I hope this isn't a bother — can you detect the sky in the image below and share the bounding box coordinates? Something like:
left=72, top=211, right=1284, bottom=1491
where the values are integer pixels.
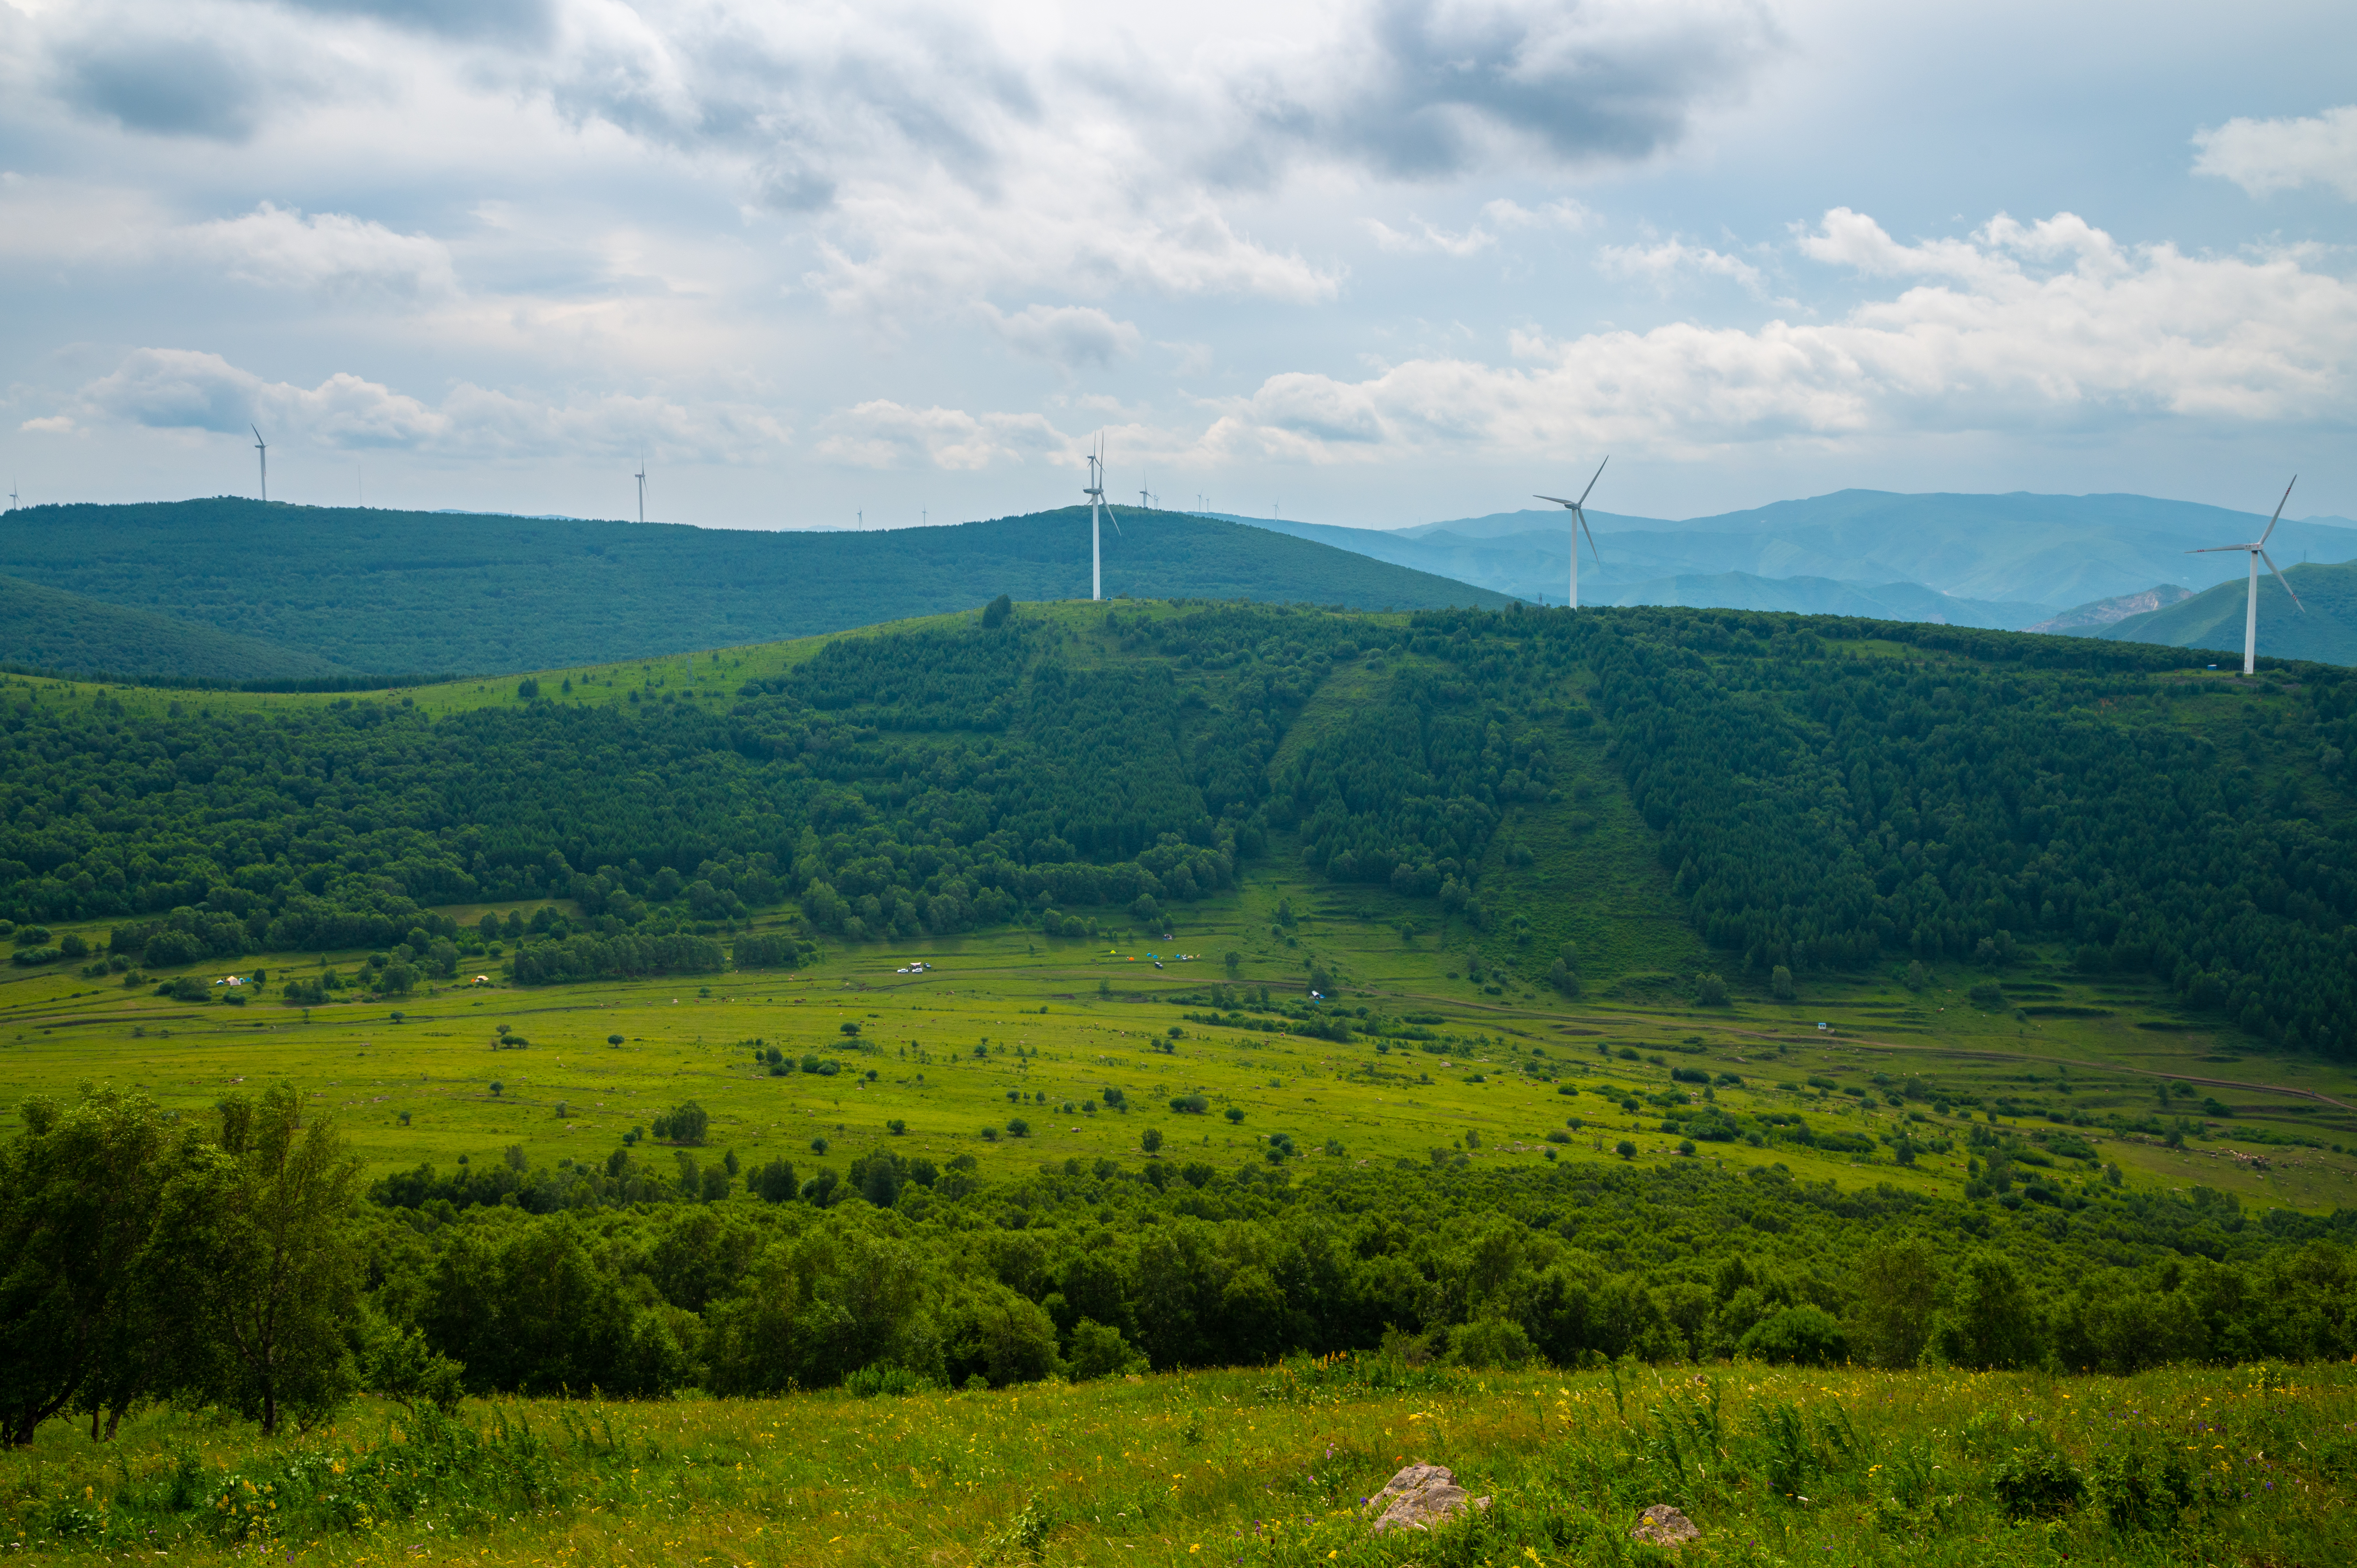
left=2, top=0, right=2354, bottom=531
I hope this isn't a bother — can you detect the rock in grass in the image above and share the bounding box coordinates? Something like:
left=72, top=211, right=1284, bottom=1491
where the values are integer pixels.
left=1631, top=1504, right=1700, bottom=1547
left=1364, top=1463, right=1490, bottom=1533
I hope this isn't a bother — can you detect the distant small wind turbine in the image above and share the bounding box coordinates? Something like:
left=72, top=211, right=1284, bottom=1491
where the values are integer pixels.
left=2188, top=477, right=2304, bottom=675
left=252, top=425, right=269, bottom=504
left=6, top=480, right=16, bottom=512
left=634, top=451, right=647, bottom=524
left=1535, top=456, right=1609, bottom=608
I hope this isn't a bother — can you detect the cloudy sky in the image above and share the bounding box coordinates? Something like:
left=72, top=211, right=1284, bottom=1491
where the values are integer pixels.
left=3, top=0, right=2353, bottom=529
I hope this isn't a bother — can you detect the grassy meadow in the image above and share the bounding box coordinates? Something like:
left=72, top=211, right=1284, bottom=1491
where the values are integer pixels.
left=5, top=854, right=2357, bottom=1212
left=4, top=1358, right=2350, bottom=1565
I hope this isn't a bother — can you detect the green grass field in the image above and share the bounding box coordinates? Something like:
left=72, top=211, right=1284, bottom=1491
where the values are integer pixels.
left=7, top=864, right=2356, bottom=1214
left=5, top=1360, right=2346, bottom=1564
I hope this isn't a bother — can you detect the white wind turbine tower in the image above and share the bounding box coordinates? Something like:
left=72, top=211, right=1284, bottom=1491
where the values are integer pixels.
left=1535, top=456, right=1608, bottom=608
left=251, top=425, right=269, bottom=504
left=1085, top=434, right=1114, bottom=600
left=634, top=451, right=647, bottom=524
left=2189, top=477, right=2304, bottom=675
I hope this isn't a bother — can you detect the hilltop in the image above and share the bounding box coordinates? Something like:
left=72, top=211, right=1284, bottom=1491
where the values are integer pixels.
left=2098, top=559, right=2357, bottom=666
left=1228, top=490, right=2357, bottom=632
left=0, top=498, right=1508, bottom=678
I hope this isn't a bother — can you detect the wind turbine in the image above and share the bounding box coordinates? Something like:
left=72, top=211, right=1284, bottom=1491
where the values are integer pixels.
left=6, top=480, right=16, bottom=512
left=1085, top=434, right=1111, bottom=600
left=2188, top=477, right=2304, bottom=675
left=634, top=451, right=647, bottom=524
left=251, top=425, right=269, bottom=504
left=1535, top=455, right=1608, bottom=608
left=1080, top=435, right=1129, bottom=599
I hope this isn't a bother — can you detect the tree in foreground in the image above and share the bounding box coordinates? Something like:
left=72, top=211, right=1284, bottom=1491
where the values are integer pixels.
left=146, top=1086, right=365, bottom=1435
left=0, top=1089, right=173, bottom=1446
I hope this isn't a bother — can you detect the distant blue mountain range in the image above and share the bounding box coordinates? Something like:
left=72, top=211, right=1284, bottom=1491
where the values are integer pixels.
left=1206, top=491, right=2357, bottom=630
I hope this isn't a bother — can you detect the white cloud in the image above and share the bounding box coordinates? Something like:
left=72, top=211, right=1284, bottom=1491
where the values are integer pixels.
left=1195, top=208, right=2357, bottom=462
left=1369, top=196, right=1590, bottom=257
left=2193, top=104, right=2357, bottom=200
left=814, top=400, right=1068, bottom=471
left=55, top=347, right=790, bottom=461
left=981, top=304, right=1142, bottom=369
left=808, top=183, right=1340, bottom=329
left=183, top=202, right=459, bottom=298
left=1368, top=216, right=1497, bottom=258
left=1597, top=235, right=1766, bottom=295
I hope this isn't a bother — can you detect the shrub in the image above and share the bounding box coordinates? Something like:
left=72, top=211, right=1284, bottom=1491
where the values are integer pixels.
left=1695, top=972, right=1730, bottom=1006
left=2089, top=1444, right=2193, bottom=1531
left=1449, top=1317, right=1535, bottom=1370
left=1738, top=1305, right=1850, bottom=1366
left=1993, top=1442, right=2085, bottom=1520
left=1064, top=1319, right=1146, bottom=1381
left=651, top=1101, right=709, bottom=1144
left=1223, top=1106, right=1245, bottom=1124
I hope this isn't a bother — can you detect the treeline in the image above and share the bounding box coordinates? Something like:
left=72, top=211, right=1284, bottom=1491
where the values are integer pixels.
left=11, top=1086, right=2357, bottom=1445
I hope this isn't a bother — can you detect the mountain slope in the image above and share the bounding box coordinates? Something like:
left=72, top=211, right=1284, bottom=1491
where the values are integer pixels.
left=1250, top=491, right=2357, bottom=615
left=1590, top=571, right=2042, bottom=627
left=0, top=573, right=347, bottom=682
left=0, top=500, right=1508, bottom=676
left=2098, top=561, right=2357, bottom=666
left=2025, top=584, right=2193, bottom=635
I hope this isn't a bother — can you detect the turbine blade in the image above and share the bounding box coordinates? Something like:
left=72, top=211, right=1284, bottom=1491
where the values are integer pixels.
left=1578, top=509, right=1602, bottom=564
left=2186, top=545, right=2259, bottom=553
left=1533, top=494, right=1576, bottom=506
left=2260, top=476, right=2296, bottom=546
left=1575, top=454, right=1609, bottom=507
left=2260, top=549, right=2304, bottom=612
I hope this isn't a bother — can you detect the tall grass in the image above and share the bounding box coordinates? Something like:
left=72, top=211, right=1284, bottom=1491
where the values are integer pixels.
left=4, top=1357, right=2350, bottom=1565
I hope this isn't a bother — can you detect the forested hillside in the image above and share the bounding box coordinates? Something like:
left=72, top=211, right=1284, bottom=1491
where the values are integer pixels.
left=0, top=499, right=1507, bottom=676
left=0, top=574, right=345, bottom=682
left=5, top=599, right=2353, bottom=1054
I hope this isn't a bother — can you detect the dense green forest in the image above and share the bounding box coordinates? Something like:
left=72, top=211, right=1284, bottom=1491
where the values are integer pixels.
left=1579, top=611, right=2357, bottom=1053
left=0, top=500, right=1508, bottom=676
left=0, top=574, right=347, bottom=683
left=7, top=1082, right=2354, bottom=1445
left=5, top=599, right=2354, bottom=1051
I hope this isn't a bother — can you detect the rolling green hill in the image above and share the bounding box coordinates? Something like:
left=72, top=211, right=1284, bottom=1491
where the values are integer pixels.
left=2097, top=559, right=2357, bottom=666
left=0, top=499, right=1509, bottom=677
left=0, top=573, right=348, bottom=682
left=5, top=598, right=2353, bottom=1058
